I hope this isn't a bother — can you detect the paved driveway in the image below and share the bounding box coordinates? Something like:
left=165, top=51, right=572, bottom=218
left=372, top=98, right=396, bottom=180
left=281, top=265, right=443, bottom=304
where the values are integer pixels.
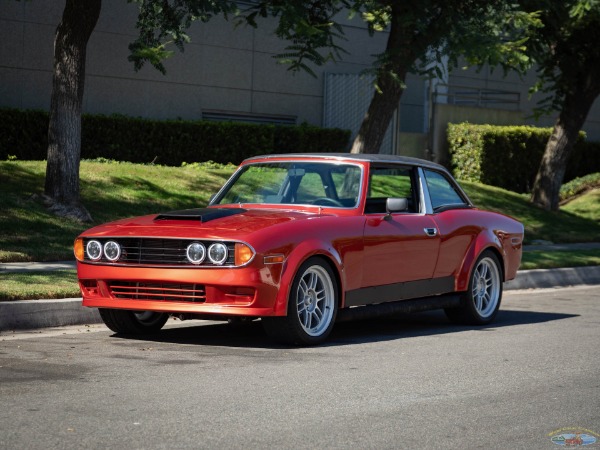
left=1, top=286, right=598, bottom=449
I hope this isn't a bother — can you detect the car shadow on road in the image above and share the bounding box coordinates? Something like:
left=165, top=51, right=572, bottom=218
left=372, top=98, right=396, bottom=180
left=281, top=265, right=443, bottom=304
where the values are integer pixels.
left=110, top=308, right=578, bottom=349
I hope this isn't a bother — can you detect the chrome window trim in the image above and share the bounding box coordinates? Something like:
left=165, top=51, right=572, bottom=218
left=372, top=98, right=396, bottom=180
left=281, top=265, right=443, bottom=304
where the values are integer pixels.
left=418, top=167, right=434, bottom=215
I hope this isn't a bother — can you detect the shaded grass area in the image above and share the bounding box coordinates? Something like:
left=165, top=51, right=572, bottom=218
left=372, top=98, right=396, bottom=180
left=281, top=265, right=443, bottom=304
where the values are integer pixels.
left=1, top=161, right=599, bottom=263
left=520, top=249, right=600, bottom=270
left=0, top=160, right=234, bottom=262
left=0, top=270, right=80, bottom=301
left=462, top=182, right=600, bottom=244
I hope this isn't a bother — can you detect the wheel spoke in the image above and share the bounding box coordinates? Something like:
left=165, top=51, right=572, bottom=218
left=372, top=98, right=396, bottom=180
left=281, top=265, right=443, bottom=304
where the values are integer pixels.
left=475, top=294, right=483, bottom=312
left=308, top=273, right=318, bottom=290
left=299, top=278, right=308, bottom=296
left=314, top=306, right=323, bottom=322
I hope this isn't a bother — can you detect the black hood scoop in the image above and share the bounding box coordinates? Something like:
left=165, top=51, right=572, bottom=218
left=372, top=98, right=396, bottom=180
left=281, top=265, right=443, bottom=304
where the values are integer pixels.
left=154, top=208, right=246, bottom=223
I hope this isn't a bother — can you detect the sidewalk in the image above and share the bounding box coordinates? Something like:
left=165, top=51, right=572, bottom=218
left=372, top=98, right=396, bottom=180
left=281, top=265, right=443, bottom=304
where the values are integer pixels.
left=1, top=244, right=600, bottom=331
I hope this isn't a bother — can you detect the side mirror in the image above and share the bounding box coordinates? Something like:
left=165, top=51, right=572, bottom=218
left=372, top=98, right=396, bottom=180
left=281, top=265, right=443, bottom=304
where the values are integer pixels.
left=386, top=197, right=409, bottom=214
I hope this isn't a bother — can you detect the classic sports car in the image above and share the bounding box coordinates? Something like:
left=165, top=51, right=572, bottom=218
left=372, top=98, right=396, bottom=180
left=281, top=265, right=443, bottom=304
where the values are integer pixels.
left=75, top=153, right=523, bottom=345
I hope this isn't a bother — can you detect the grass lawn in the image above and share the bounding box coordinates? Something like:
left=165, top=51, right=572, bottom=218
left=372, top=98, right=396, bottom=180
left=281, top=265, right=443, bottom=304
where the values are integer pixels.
left=461, top=182, right=600, bottom=244
left=520, top=249, right=600, bottom=270
left=0, top=160, right=234, bottom=262
left=1, top=160, right=599, bottom=263
left=0, top=270, right=80, bottom=301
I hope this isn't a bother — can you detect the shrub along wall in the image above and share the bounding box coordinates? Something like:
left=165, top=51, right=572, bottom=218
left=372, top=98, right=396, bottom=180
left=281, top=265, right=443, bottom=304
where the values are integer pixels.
left=0, top=108, right=351, bottom=165
left=448, top=123, right=600, bottom=193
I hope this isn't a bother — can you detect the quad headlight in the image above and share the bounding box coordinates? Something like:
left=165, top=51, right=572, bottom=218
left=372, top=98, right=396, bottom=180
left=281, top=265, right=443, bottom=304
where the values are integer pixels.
left=208, top=243, right=228, bottom=265
left=103, top=241, right=121, bottom=261
left=86, top=240, right=103, bottom=261
left=186, top=242, right=206, bottom=264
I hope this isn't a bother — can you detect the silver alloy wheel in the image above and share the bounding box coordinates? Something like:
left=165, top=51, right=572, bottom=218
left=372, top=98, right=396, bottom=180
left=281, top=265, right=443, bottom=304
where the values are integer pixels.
left=134, top=311, right=167, bottom=326
left=471, top=256, right=501, bottom=318
left=296, top=265, right=336, bottom=337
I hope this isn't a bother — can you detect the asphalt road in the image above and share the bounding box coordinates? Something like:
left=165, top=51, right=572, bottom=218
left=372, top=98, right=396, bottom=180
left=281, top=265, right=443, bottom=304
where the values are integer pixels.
left=1, top=286, right=599, bottom=449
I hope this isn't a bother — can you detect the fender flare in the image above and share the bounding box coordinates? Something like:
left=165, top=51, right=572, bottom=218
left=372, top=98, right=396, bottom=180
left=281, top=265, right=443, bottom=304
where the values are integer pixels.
left=456, top=231, right=505, bottom=292
left=271, top=239, right=344, bottom=316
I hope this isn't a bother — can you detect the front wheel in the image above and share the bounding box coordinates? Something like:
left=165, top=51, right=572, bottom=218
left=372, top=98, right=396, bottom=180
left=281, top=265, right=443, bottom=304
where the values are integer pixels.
left=99, top=309, right=169, bottom=334
left=262, top=257, right=338, bottom=345
left=445, top=251, right=503, bottom=325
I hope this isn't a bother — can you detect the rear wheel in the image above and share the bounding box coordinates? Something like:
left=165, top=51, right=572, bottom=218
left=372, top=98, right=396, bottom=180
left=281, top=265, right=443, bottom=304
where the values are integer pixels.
left=262, top=257, right=338, bottom=345
left=99, top=309, right=169, bottom=334
left=445, top=251, right=503, bottom=325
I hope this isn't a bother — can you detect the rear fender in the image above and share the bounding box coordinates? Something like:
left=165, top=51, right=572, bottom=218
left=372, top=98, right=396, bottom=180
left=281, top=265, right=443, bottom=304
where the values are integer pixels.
left=456, top=230, right=504, bottom=291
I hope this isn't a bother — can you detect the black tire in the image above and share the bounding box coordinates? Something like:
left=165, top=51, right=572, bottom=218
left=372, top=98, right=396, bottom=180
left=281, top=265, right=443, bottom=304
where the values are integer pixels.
left=99, top=308, right=169, bottom=334
left=262, top=257, right=338, bottom=345
left=445, top=250, right=503, bottom=325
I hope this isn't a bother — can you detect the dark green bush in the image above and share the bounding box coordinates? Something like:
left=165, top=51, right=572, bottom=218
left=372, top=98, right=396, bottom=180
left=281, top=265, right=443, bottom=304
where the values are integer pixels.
left=448, top=122, right=599, bottom=193
left=0, top=108, right=351, bottom=165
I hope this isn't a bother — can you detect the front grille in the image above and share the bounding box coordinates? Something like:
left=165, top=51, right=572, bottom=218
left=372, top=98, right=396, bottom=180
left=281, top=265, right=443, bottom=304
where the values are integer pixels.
left=83, top=238, right=235, bottom=266
left=108, top=281, right=206, bottom=302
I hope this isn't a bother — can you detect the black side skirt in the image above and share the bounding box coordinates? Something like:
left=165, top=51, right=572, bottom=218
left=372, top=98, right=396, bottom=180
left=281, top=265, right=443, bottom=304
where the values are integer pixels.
left=344, top=276, right=455, bottom=308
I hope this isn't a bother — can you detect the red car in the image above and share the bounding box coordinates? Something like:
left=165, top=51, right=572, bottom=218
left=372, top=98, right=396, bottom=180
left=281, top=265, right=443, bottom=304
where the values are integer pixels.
left=74, top=154, right=523, bottom=345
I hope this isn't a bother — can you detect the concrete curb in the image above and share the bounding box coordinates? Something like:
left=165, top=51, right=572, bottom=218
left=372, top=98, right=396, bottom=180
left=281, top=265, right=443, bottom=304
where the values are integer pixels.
left=1, top=266, right=599, bottom=332
left=504, top=265, right=600, bottom=290
left=0, top=298, right=101, bottom=331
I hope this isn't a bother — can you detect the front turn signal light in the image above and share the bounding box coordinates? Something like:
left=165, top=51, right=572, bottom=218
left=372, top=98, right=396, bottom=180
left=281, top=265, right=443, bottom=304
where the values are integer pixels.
left=235, top=243, right=254, bottom=266
left=74, top=238, right=84, bottom=262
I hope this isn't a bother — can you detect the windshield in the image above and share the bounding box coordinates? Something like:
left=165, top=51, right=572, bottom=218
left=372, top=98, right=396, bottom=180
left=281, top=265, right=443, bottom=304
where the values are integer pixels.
left=212, top=161, right=362, bottom=208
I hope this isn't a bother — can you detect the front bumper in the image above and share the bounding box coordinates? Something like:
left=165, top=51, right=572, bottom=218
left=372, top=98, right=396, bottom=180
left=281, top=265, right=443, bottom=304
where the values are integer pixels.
left=77, top=261, right=283, bottom=317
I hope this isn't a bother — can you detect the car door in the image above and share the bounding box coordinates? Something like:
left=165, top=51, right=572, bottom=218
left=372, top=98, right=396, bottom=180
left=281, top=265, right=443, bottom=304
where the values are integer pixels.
left=422, top=169, right=479, bottom=278
left=361, top=165, right=440, bottom=289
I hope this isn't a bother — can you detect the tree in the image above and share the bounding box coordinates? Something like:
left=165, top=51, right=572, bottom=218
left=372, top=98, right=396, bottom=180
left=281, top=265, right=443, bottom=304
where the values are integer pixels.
left=526, top=0, right=600, bottom=211
left=45, top=0, right=533, bottom=220
left=44, top=0, right=238, bottom=221
left=252, top=1, right=535, bottom=154
left=44, top=0, right=101, bottom=222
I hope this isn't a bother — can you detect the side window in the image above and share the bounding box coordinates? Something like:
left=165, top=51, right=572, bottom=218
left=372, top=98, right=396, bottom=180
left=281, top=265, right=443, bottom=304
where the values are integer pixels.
left=366, top=166, right=417, bottom=213
left=424, top=170, right=467, bottom=211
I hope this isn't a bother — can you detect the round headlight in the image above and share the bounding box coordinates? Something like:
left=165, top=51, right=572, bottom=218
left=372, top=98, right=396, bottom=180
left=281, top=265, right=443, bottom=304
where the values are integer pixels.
left=86, top=240, right=102, bottom=261
left=186, top=242, right=206, bottom=264
left=208, top=243, right=228, bottom=265
left=103, top=241, right=121, bottom=262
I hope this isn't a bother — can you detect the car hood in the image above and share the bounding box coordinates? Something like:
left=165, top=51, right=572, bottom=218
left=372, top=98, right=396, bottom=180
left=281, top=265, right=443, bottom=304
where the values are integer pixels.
left=80, top=207, right=326, bottom=240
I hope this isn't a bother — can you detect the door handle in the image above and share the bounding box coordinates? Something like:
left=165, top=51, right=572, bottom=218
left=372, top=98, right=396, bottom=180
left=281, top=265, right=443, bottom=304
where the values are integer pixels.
left=424, top=227, right=437, bottom=237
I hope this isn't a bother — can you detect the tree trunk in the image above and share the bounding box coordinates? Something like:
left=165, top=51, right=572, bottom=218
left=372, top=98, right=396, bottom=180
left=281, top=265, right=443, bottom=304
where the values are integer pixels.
left=44, top=0, right=101, bottom=222
left=350, top=6, right=411, bottom=154
left=531, top=84, right=600, bottom=211
left=350, top=70, right=407, bottom=154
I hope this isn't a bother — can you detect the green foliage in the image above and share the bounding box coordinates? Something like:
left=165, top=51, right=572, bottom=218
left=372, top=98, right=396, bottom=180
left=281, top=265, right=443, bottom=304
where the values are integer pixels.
left=448, top=123, right=599, bottom=193
left=522, top=0, right=600, bottom=116
left=0, top=108, right=350, bottom=165
left=560, top=173, right=600, bottom=201
left=128, top=0, right=239, bottom=73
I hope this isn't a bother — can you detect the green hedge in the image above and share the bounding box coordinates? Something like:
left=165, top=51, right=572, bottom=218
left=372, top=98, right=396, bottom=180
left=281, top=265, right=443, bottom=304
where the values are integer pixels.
left=0, top=108, right=351, bottom=165
left=448, top=123, right=600, bottom=193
